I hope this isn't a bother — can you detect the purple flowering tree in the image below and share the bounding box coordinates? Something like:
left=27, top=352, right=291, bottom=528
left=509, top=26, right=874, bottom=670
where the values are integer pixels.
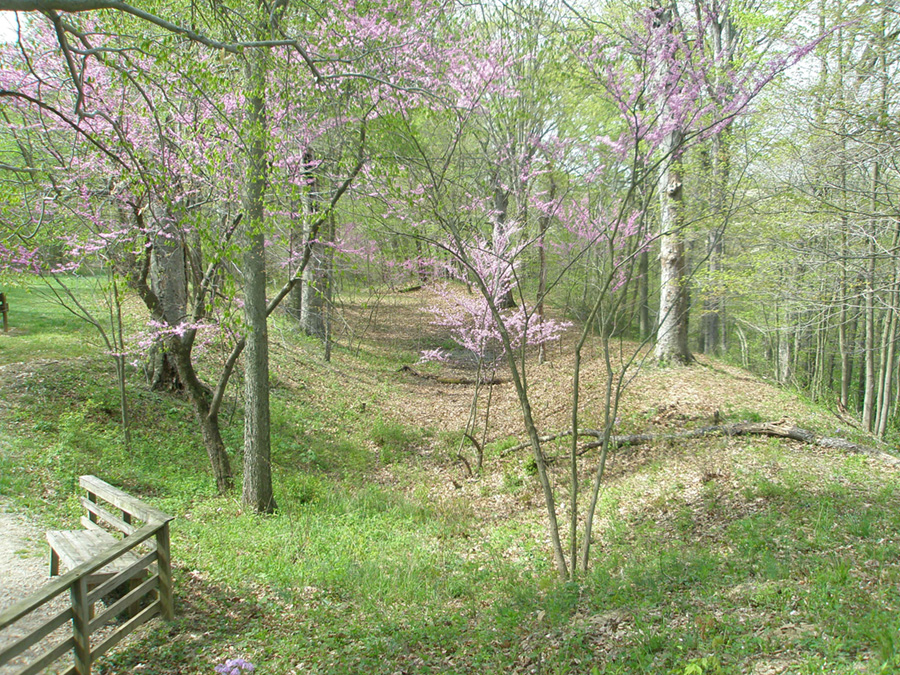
left=369, top=0, right=822, bottom=578
left=0, top=0, right=482, bottom=508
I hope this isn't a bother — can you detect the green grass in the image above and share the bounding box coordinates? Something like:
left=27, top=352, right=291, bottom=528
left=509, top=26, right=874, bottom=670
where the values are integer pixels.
left=2, top=276, right=900, bottom=674
left=0, top=278, right=112, bottom=363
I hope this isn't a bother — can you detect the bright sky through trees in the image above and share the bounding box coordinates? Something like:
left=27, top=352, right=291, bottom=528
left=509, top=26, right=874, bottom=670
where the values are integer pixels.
left=0, top=12, right=16, bottom=41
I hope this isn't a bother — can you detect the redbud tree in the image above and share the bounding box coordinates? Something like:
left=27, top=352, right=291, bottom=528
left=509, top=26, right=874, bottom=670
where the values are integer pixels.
left=358, top=0, right=820, bottom=578
left=0, top=0, right=483, bottom=504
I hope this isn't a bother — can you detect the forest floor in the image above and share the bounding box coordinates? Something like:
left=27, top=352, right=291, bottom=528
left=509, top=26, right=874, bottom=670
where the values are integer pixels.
left=1, top=281, right=899, bottom=675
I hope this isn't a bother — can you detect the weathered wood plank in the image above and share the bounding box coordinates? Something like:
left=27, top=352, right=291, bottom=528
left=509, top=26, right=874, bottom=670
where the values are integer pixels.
left=156, top=522, right=174, bottom=621
left=79, top=476, right=171, bottom=524
left=79, top=497, right=136, bottom=535
left=89, top=575, right=158, bottom=630
left=9, top=636, right=75, bottom=675
left=70, top=578, right=90, bottom=674
left=90, top=601, right=160, bottom=661
left=3, top=477, right=174, bottom=675
left=46, top=530, right=141, bottom=585
left=86, top=550, right=156, bottom=604
left=0, top=523, right=159, bottom=631
left=0, top=606, right=72, bottom=665
left=79, top=517, right=104, bottom=533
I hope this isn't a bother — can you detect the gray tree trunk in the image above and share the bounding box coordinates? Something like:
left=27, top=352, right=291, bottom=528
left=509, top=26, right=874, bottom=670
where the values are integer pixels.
left=862, top=165, right=879, bottom=431
left=639, top=249, right=651, bottom=339
left=287, top=208, right=303, bottom=322
left=839, top=221, right=852, bottom=409
left=147, top=207, right=187, bottom=391
left=777, top=325, right=792, bottom=385
left=655, top=129, right=691, bottom=365
left=300, top=152, right=327, bottom=339
left=241, top=43, right=276, bottom=514
left=491, top=184, right=517, bottom=309
left=301, top=237, right=327, bottom=338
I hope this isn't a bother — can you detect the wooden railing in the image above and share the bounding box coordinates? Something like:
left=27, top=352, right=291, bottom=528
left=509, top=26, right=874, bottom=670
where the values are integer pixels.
left=0, top=480, right=174, bottom=675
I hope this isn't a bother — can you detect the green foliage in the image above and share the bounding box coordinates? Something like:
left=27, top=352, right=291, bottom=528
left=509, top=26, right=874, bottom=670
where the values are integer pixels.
left=675, top=656, right=724, bottom=675
left=502, top=469, right=525, bottom=493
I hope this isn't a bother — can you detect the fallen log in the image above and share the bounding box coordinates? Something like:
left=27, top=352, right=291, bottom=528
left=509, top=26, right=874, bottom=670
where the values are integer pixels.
left=399, top=365, right=507, bottom=386
left=503, top=421, right=900, bottom=467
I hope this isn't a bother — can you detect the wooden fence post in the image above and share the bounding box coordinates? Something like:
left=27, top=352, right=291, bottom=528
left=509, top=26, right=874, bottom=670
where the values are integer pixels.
left=70, top=577, right=91, bottom=675
left=0, top=293, right=8, bottom=333
left=156, top=522, right=174, bottom=621
left=87, top=489, right=98, bottom=524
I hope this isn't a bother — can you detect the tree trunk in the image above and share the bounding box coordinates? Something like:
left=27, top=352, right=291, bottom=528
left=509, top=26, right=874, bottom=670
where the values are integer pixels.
left=492, top=184, right=517, bottom=309
left=147, top=207, right=187, bottom=391
left=169, top=335, right=233, bottom=492
left=777, top=325, right=791, bottom=386
left=862, top=164, right=879, bottom=431
left=876, top=306, right=897, bottom=437
left=301, top=237, right=327, bottom=338
left=839, top=218, right=851, bottom=409
left=875, top=222, right=900, bottom=435
left=703, top=4, right=734, bottom=355
left=639, top=249, right=651, bottom=339
left=701, top=227, right=722, bottom=356
left=537, top=173, right=555, bottom=364
left=241, top=42, right=276, bottom=514
left=324, top=211, right=336, bottom=362
left=301, top=150, right=327, bottom=339
left=287, top=205, right=303, bottom=322
left=655, top=130, right=691, bottom=365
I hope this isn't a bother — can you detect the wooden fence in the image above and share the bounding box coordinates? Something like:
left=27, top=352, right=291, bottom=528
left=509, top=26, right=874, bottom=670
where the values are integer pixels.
left=0, top=485, right=173, bottom=675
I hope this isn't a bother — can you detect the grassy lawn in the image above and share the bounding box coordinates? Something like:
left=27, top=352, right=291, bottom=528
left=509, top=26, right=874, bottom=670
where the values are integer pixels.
left=1, top=275, right=899, bottom=675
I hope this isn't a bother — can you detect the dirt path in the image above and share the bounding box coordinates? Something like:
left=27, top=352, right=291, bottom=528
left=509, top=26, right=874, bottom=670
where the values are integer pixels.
left=0, top=500, right=69, bottom=675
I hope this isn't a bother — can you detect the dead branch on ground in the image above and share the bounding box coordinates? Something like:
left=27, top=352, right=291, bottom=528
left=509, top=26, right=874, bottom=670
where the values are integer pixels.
left=502, top=421, right=900, bottom=467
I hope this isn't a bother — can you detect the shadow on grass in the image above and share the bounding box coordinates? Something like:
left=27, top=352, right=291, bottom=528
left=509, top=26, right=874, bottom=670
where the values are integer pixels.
left=96, top=567, right=271, bottom=675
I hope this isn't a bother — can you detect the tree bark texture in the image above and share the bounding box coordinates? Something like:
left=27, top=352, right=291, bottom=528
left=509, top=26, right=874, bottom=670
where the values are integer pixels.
left=241, top=44, right=276, bottom=514
left=299, top=150, right=327, bottom=339
left=147, top=207, right=187, bottom=391
left=169, top=335, right=233, bottom=492
left=655, top=130, right=691, bottom=365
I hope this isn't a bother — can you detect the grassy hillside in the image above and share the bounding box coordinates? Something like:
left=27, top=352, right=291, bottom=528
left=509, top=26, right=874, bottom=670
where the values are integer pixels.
left=1, top=278, right=899, bottom=675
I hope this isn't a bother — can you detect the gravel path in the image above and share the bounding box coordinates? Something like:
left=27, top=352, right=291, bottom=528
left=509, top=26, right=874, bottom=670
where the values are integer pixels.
left=0, top=500, right=70, bottom=675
